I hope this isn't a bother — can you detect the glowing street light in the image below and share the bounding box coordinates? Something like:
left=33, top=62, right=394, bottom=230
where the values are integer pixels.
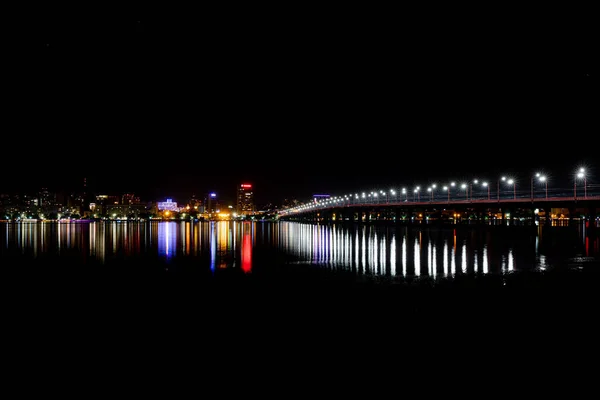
left=414, top=186, right=420, bottom=202
left=531, top=172, right=543, bottom=200
left=538, top=175, right=548, bottom=199
left=401, top=188, right=407, bottom=201
left=507, top=178, right=516, bottom=200
left=460, top=183, right=468, bottom=200
left=482, top=181, right=490, bottom=200
left=443, top=185, right=450, bottom=203
left=576, top=168, right=587, bottom=199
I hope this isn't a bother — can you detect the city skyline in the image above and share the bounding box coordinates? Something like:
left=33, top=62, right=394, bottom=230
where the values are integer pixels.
left=4, top=15, right=596, bottom=205
left=2, top=156, right=596, bottom=208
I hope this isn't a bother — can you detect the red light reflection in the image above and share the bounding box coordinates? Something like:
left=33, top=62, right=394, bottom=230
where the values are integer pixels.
left=241, top=231, right=252, bottom=273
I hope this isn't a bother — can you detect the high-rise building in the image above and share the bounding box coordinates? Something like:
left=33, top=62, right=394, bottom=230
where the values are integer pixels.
left=205, top=192, right=218, bottom=215
left=237, top=183, right=255, bottom=216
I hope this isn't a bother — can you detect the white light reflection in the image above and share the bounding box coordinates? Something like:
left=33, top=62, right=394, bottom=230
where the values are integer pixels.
left=401, top=235, right=407, bottom=277
left=414, top=237, right=420, bottom=277
left=373, top=232, right=379, bottom=275
left=428, top=241, right=433, bottom=276
left=432, top=245, right=437, bottom=278
left=390, top=234, right=396, bottom=276
left=483, top=245, right=489, bottom=274
left=361, top=228, right=366, bottom=272
left=443, top=240, right=448, bottom=276
left=380, top=236, right=386, bottom=275
left=329, top=226, right=335, bottom=267
left=461, top=243, right=467, bottom=273
left=344, top=229, right=350, bottom=269
left=354, top=231, right=359, bottom=272
left=507, top=248, right=514, bottom=271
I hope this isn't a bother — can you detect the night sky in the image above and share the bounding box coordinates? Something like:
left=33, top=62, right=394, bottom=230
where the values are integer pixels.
left=3, top=9, right=597, bottom=206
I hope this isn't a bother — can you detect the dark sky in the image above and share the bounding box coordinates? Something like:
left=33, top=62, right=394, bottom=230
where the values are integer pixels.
left=3, top=8, right=597, bottom=206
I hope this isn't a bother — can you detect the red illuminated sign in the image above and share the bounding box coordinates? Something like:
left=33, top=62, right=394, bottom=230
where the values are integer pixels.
left=241, top=184, right=252, bottom=188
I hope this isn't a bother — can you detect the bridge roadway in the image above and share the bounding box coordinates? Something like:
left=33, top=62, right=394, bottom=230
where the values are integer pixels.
left=278, top=194, right=600, bottom=222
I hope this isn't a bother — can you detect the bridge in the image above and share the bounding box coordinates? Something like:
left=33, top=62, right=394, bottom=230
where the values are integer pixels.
left=278, top=168, right=600, bottom=225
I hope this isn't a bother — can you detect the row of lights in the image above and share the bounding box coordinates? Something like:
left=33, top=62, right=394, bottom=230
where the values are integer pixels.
left=282, top=167, right=591, bottom=214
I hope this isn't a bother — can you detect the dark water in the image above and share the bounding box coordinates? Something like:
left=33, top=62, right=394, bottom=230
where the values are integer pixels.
left=1, top=220, right=598, bottom=383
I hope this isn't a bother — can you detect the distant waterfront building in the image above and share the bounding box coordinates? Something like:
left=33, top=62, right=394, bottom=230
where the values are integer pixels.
left=38, top=188, right=55, bottom=207
left=205, top=192, right=218, bottom=215
left=237, top=184, right=255, bottom=216
left=157, top=198, right=178, bottom=211
left=122, top=193, right=141, bottom=205
left=96, top=194, right=120, bottom=205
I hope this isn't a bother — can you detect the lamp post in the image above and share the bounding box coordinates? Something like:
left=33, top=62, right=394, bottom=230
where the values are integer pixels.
left=498, top=176, right=506, bottom=201
left=443, top=185, right=449, bottom=203
left=402, top=188, right=407, bottom=202
left=482, top=181, right=490, bottom=200
left=507, top=179, right=516, bottom=200
left=531, top=172, right=541, bottom=200
left=461, top=183, right=468, bottom=200
left=414, top=187, right=420, bottom=202
left=577, top=168, right=587, bottom=198
left=470, top=179, right=478, bottom=201
left=380, top=191, right=388, bottom=203
left=538, top=175, right=548, bottom=199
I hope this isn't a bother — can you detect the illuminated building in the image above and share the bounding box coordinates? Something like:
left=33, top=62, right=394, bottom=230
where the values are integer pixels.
left=206, top=192, right=218, bottom=217
left=157, top=198, right=178, bottom=211
left=122, top=193, right=141, bottom=205
left=237, top=184, right=255, bottom=216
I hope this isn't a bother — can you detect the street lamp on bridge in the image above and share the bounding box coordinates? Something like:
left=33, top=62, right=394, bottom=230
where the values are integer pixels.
left=576, top=168, right=587, bottom=199
left=469, top=179, right=479, bottom=201
left=531, top=172, right=544, bottom=200
left=507, top=178, right=516, bottom=200
left=482, top=181, right=490, bottom=200
left=498, top=176, right=509, bottom=201
left=443, top=185, right=450, bottom=203
left=538, top=175, right=548, bottom=199
left=414, top=186, right=420, bottom=202
left=460, top=183, right=468, bottom=200
left=380, top=190, right=388, bottom=203
left=401, top=188, right=407, bottom=202
left=426, top=184, right=437, bottom=201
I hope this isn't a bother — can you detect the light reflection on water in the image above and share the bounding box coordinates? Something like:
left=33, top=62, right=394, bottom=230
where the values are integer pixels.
left=1, top=221, right=599, bottom=278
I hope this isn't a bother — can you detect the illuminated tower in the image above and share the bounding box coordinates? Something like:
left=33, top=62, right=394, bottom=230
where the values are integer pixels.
left=237, top=183, right=255, bottom=216
left=206, top=192, right=218, bottom=217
